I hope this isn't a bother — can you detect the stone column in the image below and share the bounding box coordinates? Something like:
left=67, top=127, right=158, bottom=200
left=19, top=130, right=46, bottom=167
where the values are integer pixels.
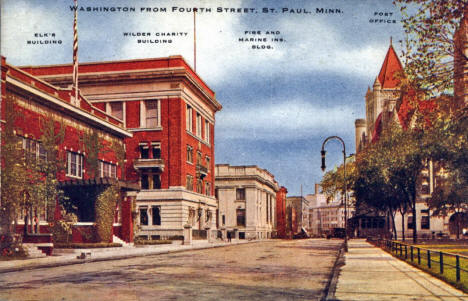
left=205, top=226, right=213, bottom=243
left=221, top=227, right=227, bottom=242
left=183, top=224, right=192, bottom=245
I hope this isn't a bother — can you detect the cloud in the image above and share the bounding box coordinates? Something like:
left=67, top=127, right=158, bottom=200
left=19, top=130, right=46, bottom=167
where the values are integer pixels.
left=0, top=1, right=71, bottom=65
left=216, top=99, right=357, bottom=141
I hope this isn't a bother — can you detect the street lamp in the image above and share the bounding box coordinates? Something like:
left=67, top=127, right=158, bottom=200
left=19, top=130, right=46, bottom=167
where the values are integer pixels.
left=321, top=136, right=348, bottom=252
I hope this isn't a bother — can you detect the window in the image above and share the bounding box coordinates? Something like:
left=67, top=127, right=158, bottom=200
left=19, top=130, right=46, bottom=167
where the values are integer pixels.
left=196, top=113, right=202, bottom=137
left=421, top=216, right=430, bottom=229
left=186, top=145, right=193, bottom=163
left=145, top=100, right=158, bottom=128
left=205, top=156, right=210, bottom=172
left=186, top=105, right=193, bottom=132
left=236, top=209, right=246, bottom=226
left=186, top=175, right=193, bottom=191
left=407, top=216, right=414, bottom=229
left=205, top=120, right=210, bottom=142
left=197, top=151, right=202, bottom=165
left=152, top=142, right=161, bottom=159
left=67, top=151, right=84, bottom=178
left=139, top=207, right=148, bottom=226
left=141, top=174, right=149, bottom=189
left=22, top=137, right=46, bottom=163
left=197, top=179, right=203, bottom=194
left=236, top=188, right=246, bottom=200
left=141, top=100, right=159, bottom=128
left=99, top=160, right=117, bottom=178
left=421, top=209, right=430, bottom=229
left=152, top=174, right=161, bottom=189
left=222, top=215, right=225, bottom=225
left=114, top=200, right=121, bottom=224
left=152, top=206, right=161, bottom=226
left=109, top=102, right=123, bottom=120
left=139, top=143, right=149, bottom=159
left=140, top=172, right=160, bottom=190
left=205, top=182, right=211, bottom=196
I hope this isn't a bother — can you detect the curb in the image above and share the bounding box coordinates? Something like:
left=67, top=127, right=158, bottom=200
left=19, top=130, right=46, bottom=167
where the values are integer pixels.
left=322, top=241, right=345, bottom=301
left=0, top=240, right=261, bottom=274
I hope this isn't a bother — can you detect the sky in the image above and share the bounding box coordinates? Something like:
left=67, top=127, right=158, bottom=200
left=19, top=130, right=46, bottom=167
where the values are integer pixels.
left=0, top=0, right=405, bottom=196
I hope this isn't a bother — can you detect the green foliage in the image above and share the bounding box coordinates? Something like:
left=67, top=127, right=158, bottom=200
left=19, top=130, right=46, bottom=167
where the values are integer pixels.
left=353, top=121, right=426, bottom=242
left=425, top=111, right=468, bottom=238
left=1, top=96, right=30, bottom=235
left=81, top=130, right=104, bottom=178
left=394, top=0, right=467, bottom=95
left=94, top=185, right=119, bottom=242
left=320, top=160, right=356, bottom=203
left=37, top=115, right=66, bottom=222
left=111, top=139, right=125, bottom=179
left=50, top=209, right=78, bottom=243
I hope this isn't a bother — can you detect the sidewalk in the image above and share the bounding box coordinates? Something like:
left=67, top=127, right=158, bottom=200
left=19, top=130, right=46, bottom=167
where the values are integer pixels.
left=0, top=239, right=255, bottom=274
left=331, top=239, right=468, bottom=300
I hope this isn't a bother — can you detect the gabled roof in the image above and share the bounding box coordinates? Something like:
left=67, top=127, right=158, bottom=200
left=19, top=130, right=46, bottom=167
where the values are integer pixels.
left=377, top=44, right=404, bottom=89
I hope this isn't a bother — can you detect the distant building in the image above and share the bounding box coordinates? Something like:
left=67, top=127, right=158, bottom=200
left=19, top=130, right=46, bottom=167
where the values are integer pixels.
left=276, top=186, right=288, bottom=238
left=353, top=41, right=458, bottom=239
left=286, top=196, right=309, bottom=237
left=215, top=164, right=279, bottom=239
left=305, top=184, right=352, bottom=237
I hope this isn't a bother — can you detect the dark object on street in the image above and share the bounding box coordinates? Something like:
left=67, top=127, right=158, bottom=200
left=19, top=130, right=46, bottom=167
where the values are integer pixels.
left=332, top=228, right=346, bottom=238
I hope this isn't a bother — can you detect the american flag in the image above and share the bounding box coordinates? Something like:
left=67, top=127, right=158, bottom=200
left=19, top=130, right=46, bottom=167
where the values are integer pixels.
left=72, top=0, right=78, bottom=105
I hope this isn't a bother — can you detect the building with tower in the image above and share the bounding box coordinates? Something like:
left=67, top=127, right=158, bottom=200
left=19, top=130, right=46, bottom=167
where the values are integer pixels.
left=353, top=40, right=457, bottom=239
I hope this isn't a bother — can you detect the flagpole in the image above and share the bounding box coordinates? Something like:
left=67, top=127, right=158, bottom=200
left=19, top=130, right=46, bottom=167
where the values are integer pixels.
left=73, top=0, right=79, bottom=105
left=193, top=10, right=196, bottom=72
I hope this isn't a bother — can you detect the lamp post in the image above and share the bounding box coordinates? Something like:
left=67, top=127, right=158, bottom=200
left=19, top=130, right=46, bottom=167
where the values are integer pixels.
left=321, top=136, right=348, bottom=252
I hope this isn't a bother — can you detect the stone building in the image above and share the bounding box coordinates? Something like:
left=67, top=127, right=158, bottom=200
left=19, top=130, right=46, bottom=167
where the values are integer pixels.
left=215, top=164, right=279, bottom=240
left=306, top=184, right=352, bottom=237
left=22, top=55, right=222, bottom=241
left=353, top=41, right=455, bottom=239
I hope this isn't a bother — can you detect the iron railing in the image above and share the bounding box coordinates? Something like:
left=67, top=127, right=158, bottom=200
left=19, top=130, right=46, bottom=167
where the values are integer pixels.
left=373, top=239, right=468, bottom=283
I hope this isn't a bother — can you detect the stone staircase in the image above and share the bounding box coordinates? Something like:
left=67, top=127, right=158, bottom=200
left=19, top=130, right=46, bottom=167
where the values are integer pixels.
left=23, top=243, right=47, bottom=258
left=112, top=235, right=132, bottom=247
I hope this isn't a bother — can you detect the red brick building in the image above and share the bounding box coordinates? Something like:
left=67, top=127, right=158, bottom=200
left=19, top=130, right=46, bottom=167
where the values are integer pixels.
left=1, top=54, right=221, bottom=248
left=1, top=56, right=137, bottom=244
left=22, top=56, right=222, bottom=240
left=275, top=186, right=288, bottom=238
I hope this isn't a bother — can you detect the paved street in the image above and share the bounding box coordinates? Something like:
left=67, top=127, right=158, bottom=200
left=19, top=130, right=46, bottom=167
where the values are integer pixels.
left=0, top=239, right=342, bottom=301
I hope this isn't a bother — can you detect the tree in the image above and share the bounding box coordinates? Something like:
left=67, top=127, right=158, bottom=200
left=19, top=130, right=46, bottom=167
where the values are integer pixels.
left=394, top=0, right=468, bottom=95
left=0, top=95, right=29, bottom=236
left=320, top=159, right=356, bottom=203
left=353, top=138, right=404, bottom=240
left=424, top=106, right=468, bottom=238
left=353, top=120, right=427, bottom=243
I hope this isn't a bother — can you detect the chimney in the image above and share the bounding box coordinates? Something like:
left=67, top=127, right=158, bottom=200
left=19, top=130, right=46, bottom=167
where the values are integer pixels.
left=315, top=183, right=320, bottom=195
